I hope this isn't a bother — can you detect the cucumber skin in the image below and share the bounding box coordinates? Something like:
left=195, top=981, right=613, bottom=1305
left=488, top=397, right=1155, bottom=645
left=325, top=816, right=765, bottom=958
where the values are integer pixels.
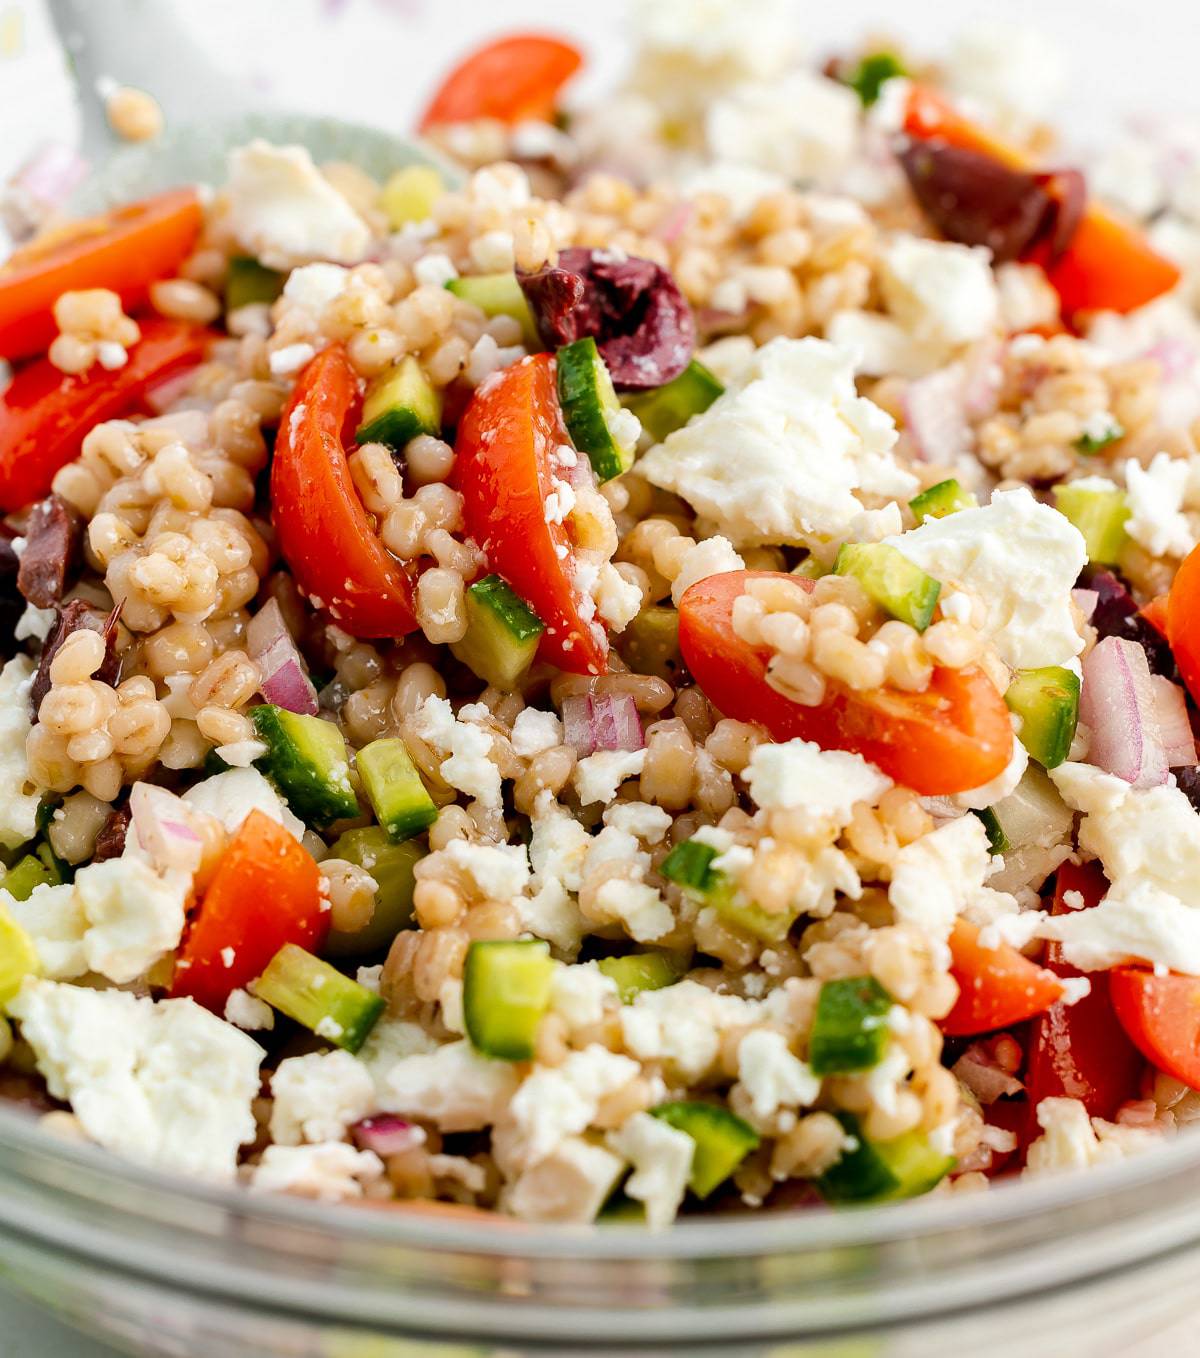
left=253, top=945, right=384, bottom=1054
left=809, top=976, right=892, bottom=1076
left=356, top=406, right=427, bottom=450
left=1005, top=666, right=1080, bottom=769
left=817, top=1112, right=954, bottom=1203
left=597, top=952, right=684, bottom=1003
left=463, top=939, right=554, bottom=1061
left=356, top=357, right=442, bottom=450
left=556, top=337, right=633, bottom=482
left=835, top=542, right=941, bottom=632
left=224, top=257, right=284, bottom=312
left=651, top=1101, right=760, bottom=1198
left=356, top=738, right=438, bottom=843
left=251, top=706, right=359, bottom=829
left=909, top=478, right=976, bottom=523
left=451, top=575, right=544, bottom=690
left=324, top=827, right=423, bottom=957
left=625, top=361, right=723, bottom=443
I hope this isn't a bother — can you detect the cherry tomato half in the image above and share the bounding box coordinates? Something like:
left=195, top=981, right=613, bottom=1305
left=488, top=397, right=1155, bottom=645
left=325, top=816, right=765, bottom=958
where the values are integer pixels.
left=419, top=34, right=583, bottom=131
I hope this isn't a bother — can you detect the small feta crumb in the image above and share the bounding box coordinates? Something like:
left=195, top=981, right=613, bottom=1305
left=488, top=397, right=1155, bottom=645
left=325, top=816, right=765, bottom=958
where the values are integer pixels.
left=670, top=535, right=745, bottom=606
left=746, top=739, right=891, bottom=822
left=736, top=1029, right=821, bottom=1122
left=413, top=252, right=459, bottom=288
left=573, top=749, right=647, bottom=805
left=603, top=801, right=673, bottom=844
left=1124, top=452, right=1196, bottom=559
left=282, top=262, right=351, bottom=313
left=269, top=342, right=317, bottom=376
left=250, top=1142, right=384, bottom=1201
left=224, top=989, right=275, bottom=1031
left=510, top=707, right=563, bottom=758
left=269, top=1049, right=376, bottom=1145
left=606, top=1110, right=694, bottom=1229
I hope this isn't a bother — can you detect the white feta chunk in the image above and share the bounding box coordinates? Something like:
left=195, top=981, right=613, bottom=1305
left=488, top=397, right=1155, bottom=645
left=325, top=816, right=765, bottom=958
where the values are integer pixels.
left=880, top=236, right=999, bottom=350
left=1123, top=453, right=1196, bottom=559
left=250, top=1143, right=384, bottom=1201
left=224, top=988, right=275, bottom=1031
left=503, top=1136, right=625, bottom=1224
left=706, top=73, right=859, bottom=183
left=619, top=980, right=762, bottom=1082
left=380, top=1040, right=520, bottom=1132
left=889, top=814, right=1015, bottom=941
left=507, top=1045, right=640, bottom=1169
left=746, top=739, right=891, bottom=823
left=573, top=749, right=647, bottom=806
left=510, top=707, right=563, bottom=758
left=269, top=1049, right=376, bottom=1146
left=0, top=656, right=41, bottom=850
left=550, top=961, right=619, bottom=1032
left=670, top=536, right=745, bottom=606
left=182, top=767, right=305, bottom=840
left=603, top=801, right=672, bottom=844
left=606, top=1110, right=694, bottom=1228
left=736, top=1029, right=821, bottom=1123
left=441, top=839, right=530, bottom=902
left=409, top=695, right=501, bottom=808
left=282, top=262, right=351, bottom=313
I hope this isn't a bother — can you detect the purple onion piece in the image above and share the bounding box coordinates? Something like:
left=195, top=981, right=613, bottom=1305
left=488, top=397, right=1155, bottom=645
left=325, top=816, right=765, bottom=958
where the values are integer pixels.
left=248, top=599, right=318, bottom=716
left=591, top=693, right=644, bottom=752
left=1150, top=674, right=1197, bottom=768
left=1080, top=635, right=1169, bottom=788
left=351, top=1116, right=424, bottom=1157
left=903, top=366, right=969, bottom=463
left=1071, top=588, right=1100, bottom=623
left=1082, top=566, right=1178, bottom=679
left=560, top=693, right=595, bottom=756
left=517, top=246, right=695, bottom=390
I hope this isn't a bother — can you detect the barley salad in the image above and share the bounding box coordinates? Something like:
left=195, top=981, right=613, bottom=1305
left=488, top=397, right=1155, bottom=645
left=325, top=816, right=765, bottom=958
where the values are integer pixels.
left=2, top=7, right=1200, bottom=1227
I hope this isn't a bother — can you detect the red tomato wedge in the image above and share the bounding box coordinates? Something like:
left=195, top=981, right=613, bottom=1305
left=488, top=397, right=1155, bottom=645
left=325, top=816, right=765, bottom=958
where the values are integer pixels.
left=1110, top=968, right=1200, bottom=1090
left=902, top=85, right=1180, bottom=318
left=1026, top=862, right=1144, bottom=1120
left=677, top=570, right=1011, bottom=794
left=456, top=352, right=608, bottom=674
left=0, top=188, right=203, bottom=360
left=1141, top=592, right=1170, bottom=641
left=272, top=344, right=418, bottom=639
left=419, top=34, right=583, bottom=131
left=0, top=318, right=211, bottom=512
left=1167, top=542, right=1200, bottom=701
left=171, top=810, right=327, bottom=1013
left=941, top=919, right=1066, bottom=1036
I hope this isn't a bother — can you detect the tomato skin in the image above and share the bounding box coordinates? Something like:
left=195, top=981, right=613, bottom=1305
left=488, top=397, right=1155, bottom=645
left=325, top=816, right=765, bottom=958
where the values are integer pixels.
left=1167, top=543, right=1200, bottom=701
left=271, top=344, right=418, bottom=639
left=1025, top=862, right=1144, bottom=1120
left=419, top=35, right=583, bottom=131
left=677, top=570, right=1011, bottom=795
left=1141, top=593, right=1170, bottom=641
left=0, top=188, right=203, bottom=360
left=170, top=810, right=328, bottom=1013
left=0, top=318, right=211, bottom=512
left=456, top=353, right=608, bottom=674
left=1110, top=968, right=1200, bottom=1090
left=941, top=919, right=1065, bottom=1037
left=902, top=84, right=1179, bottom=318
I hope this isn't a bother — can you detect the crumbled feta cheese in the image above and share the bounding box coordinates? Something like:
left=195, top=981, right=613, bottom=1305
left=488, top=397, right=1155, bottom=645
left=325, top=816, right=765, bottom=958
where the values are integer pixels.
left=573, top=749, right=647, bottom=806
left=1026, top=1096, right=1160, bottom=1175
left=619, top=980, right=762, bottom=1081
left=880, top=236, right=999, bottom=350
left=707, top=71, right=859, bottom=183
left=889, top=814, right=1016, bottom=941
left=681, top=162, right=788, bottom=221
left=409, top=695, right=502, bottom=808
left=595, top=875, right=674, bottom=943
left=1049, top=761, right=1131, bottom=816
left=413, top=252, right=458, bottom=288
left=825, top=310, right=947, bottom=380
left=355, top=1017, right=438, bottom=1099
left=746, top=739, right=892, bottom=823
left=380, top=1040, right=520, bottom=1131
left=269, top=1050, right=376, bottom=1146
left=638, top=337, right=915, bottom=549
left=1123, top=452, right=1196, bottom=559
left=507, top=1045, right=640, bottom=1169
left=510, top=707, right=563, bottom=758
left=592, top=561, right=644, bottom=632
left=14, top=603, right=55, bottom=642
left=944, top=21, right=1065, bottom=132
left=282, top=262, right=351, bottom=313
left=521, top=798, right=591, bottom=954
left=503, top=1136, right=625, bottom=1224
left=603, top=801, right=672, bottom=844
left=182, top=767, right=305, bottom=840
left=670, top=535, right=745, bottom=606
left=0, top=656, right=41, bottom=850
left=606, top=1110, right=694, bottom=1229
left=224, top=988, right=275, bottom=1031
left=250, top=1142, right=384, bottom=1201
left=736, top=1029, right=821, bottom=1123
left=268, top=342, right=316, bottom=377
left=887, top=488, right=1086, bottom=669
left=213, top=738, right=269, bottom=769
left=226, top=140, right=370, bottom=269
left=10, top=979, right=262, bottom=1179
left=550, top=962, right=620, bottom=1032
left=441, top=839, right=530, bottom=902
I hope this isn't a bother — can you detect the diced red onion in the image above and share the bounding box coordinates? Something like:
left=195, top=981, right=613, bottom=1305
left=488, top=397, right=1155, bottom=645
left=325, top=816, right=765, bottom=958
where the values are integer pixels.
left=1071, top=588, right=1099, bottom=623
left=560, top=692, right=644, bottom=756
left=351, top=1116, right=425, bottom=1157
left=129, top=783, right=205, bottom=876
left=655, top=202, right=694, bottom=245
left=902, top=366, right=969, bottom=464
left=11, top=143, right=89, bottom=210
left=1143, top=338, right=1197, bottom=382
left=952, top=1045, right=1025, bottom=1105
left=248, top=599, right=318, bottom=716
left=1150, top=674, right=1197, bottom=768
left=1080, top=636, right=1169, bottom=788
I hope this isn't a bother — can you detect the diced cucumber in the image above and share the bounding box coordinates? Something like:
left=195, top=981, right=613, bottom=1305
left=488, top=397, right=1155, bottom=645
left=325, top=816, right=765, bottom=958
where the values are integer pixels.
left=355, top=356, right=442, bottom=450
left=809, top=976, right=893, bottom=1076
left=224, top=256, right=285, bottom=312
left=252, top=944, right=384, bottom=1053
left=449, top=574, right=545, bottom=690
left=356, top=738, right=438, bottom=843
left=909, top=478, right=977, bottom=524
left=978, top=765, right=1073, bottom=855
left=846, top=51, right=908, bottom=106
left=1005, top=666, right=1080, bottom=769
left=650, top=1101, right=760, bottom=1198
left=324, top=826, right=423, bottom=957
left=380, top=164, right=444, bottom=228
left=661, top=838, right=796, bottom=943
left=1055, top=482, right=1129, bottom=565
left=817, top=1113, right=954, bottom=1204
left=446, top=273, right=539, bottom=348
left=556, top=337, right=638, bottom=482
left=974, top=806, right=1010, bottom=854
left=598, top=1192, right=646, bottom=1222
left=834, top=542, right=941, bottom=632
left=792, top=555, right=829, bottom=580
left=463, top=939, right=554, bottom=1060
left=617, top=607, right=682, bottom=684
left=597, top=951, right=685, bottom=1003
left=0, top=899, right=40, bottom=1009
left=251, top=705, right=359, bottom=829
left=623, top=360, right=723, bottom=444
left=1, top=854, right=54, bottom=902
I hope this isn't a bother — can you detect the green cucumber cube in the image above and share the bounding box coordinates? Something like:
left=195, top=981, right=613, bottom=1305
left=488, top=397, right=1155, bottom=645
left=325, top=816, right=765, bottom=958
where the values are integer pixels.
left=556, top=336, right=637, bottom=482
left=463, top=939, right=554, bottom=1061
left=660, top=839, right=720, bottom=893
left=324, top=826, right=424, bottom=957
left=449, top=574, right=545, bottom=690
left=356, top=356, right=442, bottom=449
left=1005, top=666, right=1081, bottom=769
left=251, top=705, right=359, bottom=829
left=252, top=944, right=385, bottom=1053
left=1, top=854, right=54, bottom=902
left=909, top=478, right=977, bottom=524
left=624, top=360, right=724, bottom=443
left=1055, top=482, right=1129, bottom=564
left=662, top=838, right=796, bottom=943
left=356, top=738, right=438, bottom=843
left=380, top=165, right=444, bottom=228
left=650, top=1101, right=760, bottom=1198
left=597, top=951, right=685, bottom=1003
left=224, top=256, right=285, bottom=312
left=809, top=976, right=893, bottom=1075
left=817, top=1112, right=955, bottom=1204
left=446, top=273, right=539, bottom=348
left=834, top=542, right=941, bottom=632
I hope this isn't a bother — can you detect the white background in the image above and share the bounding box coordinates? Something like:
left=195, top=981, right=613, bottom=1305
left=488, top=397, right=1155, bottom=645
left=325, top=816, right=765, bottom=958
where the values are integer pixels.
left=0, top=0, right=1197, bottom=1352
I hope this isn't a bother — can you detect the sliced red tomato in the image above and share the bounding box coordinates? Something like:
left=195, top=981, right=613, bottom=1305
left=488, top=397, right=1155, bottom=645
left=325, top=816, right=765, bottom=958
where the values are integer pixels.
left=1110, top=967, right=1200, bottom=1090
left=271, top=344, right=418, bottom=639
left=1025, top=862, right=1144, bottom=1120
left=941, top=919, right=1065, bottom=1037
left=0, top=188, right=203, bottom=360
left=1167, top=543, right=1200, bottom=701
left=419, top=34, right=583, bottom=131
left=456, top=352, right=607, bottom=675
left=1141, top=592, right=1170, bottom=641
left=902, top=84, right=1180, bottom=318
left=677, top=570, right=1010, bottom=794
left=171, top=810, right=327, bottom=1013
left=0, top=318, right=211, bottom=512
